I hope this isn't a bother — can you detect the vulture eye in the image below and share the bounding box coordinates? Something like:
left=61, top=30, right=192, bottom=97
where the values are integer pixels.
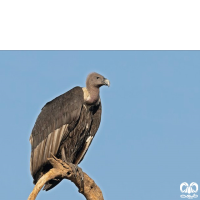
left=96, top=77, right=100, bottom=79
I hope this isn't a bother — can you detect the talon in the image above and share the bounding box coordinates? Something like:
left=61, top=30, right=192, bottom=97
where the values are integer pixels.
left=67, top=163, right=84, bottom=192
left=69, top=163, right=77, bottom=178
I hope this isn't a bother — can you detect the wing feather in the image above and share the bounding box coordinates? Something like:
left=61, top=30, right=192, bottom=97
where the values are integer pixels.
left=37, top=138, right=45, bottom=172
left=30, top=87, right=84, bottom=176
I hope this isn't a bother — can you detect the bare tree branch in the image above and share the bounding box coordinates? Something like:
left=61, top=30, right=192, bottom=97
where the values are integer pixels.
left=28, top=155, right=104, bottom=200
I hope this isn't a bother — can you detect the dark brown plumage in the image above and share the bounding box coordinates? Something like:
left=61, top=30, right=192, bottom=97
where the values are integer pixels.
left=30, top=72, right=110, bottom=190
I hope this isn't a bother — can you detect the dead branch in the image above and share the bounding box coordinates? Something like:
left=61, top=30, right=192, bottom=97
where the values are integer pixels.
left=28, top=155, right=104, bottom=200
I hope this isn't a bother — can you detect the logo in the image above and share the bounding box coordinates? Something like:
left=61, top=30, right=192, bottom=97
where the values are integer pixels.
left=180, top=182, right=198, bottom=199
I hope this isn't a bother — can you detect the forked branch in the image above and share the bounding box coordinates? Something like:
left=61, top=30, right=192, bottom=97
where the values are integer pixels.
left=28, top=155, right=104, bottom=200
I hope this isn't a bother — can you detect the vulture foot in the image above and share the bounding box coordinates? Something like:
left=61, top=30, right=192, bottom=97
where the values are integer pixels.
left=67, top=163, right=84, bottom=192
left=69, top=163, right=78, bottom=178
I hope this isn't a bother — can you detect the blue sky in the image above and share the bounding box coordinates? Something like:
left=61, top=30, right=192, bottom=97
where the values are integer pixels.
left=0, top=51, right=200, bottom=200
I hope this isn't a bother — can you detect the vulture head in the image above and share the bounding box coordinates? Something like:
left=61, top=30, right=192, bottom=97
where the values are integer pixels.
left=86, top=72, right=110, bottom=88
left=85, top=72, right=110, bottom=105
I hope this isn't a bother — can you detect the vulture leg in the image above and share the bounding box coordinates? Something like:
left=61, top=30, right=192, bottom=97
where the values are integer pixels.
left=61, top=147, right=84, bottom=191
left=61, top=147, right=78, bottom=178
left=68, top=163, right=84, bottom=192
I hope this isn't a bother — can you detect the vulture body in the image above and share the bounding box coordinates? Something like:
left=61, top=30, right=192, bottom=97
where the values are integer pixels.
left=30, top=73, right=109, bottom=190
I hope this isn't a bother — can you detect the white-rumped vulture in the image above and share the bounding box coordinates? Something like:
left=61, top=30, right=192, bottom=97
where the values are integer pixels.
left=30, top=72, right=110, bottom=190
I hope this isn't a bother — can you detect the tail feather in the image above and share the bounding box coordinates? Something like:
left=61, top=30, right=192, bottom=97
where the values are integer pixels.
left=43, top=179, right=62, bottom=191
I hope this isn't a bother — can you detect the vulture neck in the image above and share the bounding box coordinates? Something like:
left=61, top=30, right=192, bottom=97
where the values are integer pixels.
left=84, top=86, right=100, bottom=105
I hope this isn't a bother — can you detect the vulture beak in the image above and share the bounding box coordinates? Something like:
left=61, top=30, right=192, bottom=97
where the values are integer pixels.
left=103, top=78, right=110, bottom=87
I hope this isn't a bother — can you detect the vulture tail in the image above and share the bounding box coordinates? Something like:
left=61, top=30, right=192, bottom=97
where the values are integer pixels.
left=43, top=179, right=62, bottom=191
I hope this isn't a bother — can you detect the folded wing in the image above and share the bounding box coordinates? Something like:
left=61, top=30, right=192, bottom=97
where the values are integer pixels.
left=30, top=87, right=84, bottom=177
